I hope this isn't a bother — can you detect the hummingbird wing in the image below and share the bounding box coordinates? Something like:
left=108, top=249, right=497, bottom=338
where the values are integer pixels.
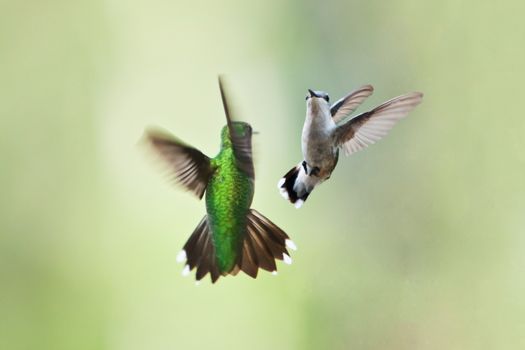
left=218, top=76, right=255, bottom=179
left=330, top=85, right=374, bottom=123
left=143, top=128, right=215, bottom=199
left=334, top=92, right=423, bottom=156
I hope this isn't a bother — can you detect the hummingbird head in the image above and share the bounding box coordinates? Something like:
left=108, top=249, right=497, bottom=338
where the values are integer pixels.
left=306, top=89, right=330, bottom=102
left=306, top=89, right=330, bottom=115
left=220, top=121, right=253, bottom=147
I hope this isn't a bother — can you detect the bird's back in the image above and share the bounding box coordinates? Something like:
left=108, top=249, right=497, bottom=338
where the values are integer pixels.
left=205, top=147, right=254, bottom=273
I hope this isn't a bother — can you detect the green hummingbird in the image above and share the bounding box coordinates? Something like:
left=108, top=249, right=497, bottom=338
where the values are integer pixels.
left=143, top=77, right=296, bottom=283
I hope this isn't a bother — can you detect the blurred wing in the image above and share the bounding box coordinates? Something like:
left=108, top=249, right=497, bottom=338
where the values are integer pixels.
left=143, top=128, right=215, bottom=199
left=335, top=92, right=423, bottom=155
left=330, top=85, right=374, bottom=123
left=218, top=76, right=255, bottom=179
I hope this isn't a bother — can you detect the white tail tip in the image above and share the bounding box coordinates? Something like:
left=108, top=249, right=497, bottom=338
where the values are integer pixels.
left=278, top=178, right=289, bottom=200
left=285, top=239, right=297, bottom=251
left=182, top=264, right=190, bottom=276
left=283, top=253, right=292, bottom=265
left=176, top=250, right=186, bottom=263
left=271, top=270, right=278, bottom=276
left=294, top=199, right=304, bottom=209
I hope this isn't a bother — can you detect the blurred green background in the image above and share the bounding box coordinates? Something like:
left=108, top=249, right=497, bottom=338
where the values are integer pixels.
left=1, top=0, right=524, bottom=349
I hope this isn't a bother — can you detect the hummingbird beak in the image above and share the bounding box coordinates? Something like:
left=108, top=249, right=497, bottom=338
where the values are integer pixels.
left=308, top=89, right=319, bottom=98
left=252, top=130, right=260, bottom=135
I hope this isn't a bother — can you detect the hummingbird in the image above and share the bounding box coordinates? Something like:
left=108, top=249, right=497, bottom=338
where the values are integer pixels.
left=143, top=77, right=296, bottom=283
left=278, top=85, right=423, bottom=208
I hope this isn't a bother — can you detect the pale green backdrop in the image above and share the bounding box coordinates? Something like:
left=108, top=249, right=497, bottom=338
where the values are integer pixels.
left=1, top=1, right=524, bottom=349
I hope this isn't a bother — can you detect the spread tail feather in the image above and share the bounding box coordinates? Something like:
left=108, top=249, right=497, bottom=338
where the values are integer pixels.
left=180, top=216, right=221, bottom=283
left=240, top=209, right=296, bottom=278
left=178, top=211, right=296, bottom=283
left=278, top=163, right=315, bottom=208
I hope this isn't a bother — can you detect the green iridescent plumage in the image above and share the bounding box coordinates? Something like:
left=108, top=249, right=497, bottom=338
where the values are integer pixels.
left=206, top=125, right=254, bottom=273
left=144, top=77, right=295, bottom=283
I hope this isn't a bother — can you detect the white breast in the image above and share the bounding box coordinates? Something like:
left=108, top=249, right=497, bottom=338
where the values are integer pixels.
left=301, top=99, right=336, bottom=165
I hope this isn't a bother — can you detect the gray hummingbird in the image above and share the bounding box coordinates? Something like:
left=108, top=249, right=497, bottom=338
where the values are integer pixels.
left=278, top=85, right=423, bottom=208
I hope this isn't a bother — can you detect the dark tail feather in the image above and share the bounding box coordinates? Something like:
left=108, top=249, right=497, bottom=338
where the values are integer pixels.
left=178, top=212, right=296, bottom=283
left=278, top=165, right=310, bottom=208
left=179, top=216, right=221, bottom=283
left=238, top=209, right=296, bottom=278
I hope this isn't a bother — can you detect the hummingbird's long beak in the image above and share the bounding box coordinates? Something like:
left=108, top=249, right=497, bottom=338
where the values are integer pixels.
left=252, top=130, right=260, bottom=135
left=308, top=89, right=319, bottom=98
